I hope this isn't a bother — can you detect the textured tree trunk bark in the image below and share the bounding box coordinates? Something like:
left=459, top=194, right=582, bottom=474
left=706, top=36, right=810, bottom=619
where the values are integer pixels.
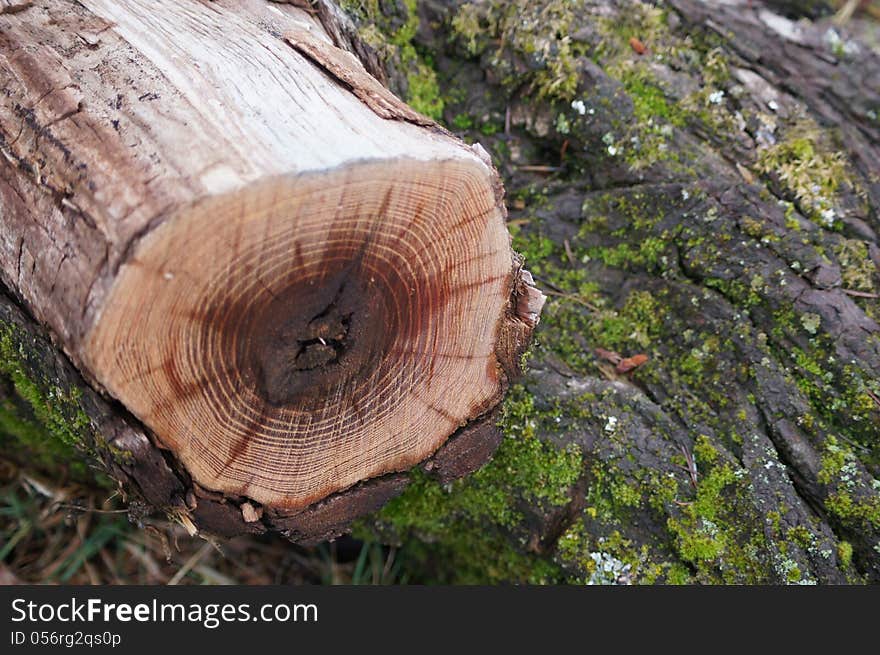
left=0, top=0, right=542, bottom=542
left=348, top=0, right=880, bottom=585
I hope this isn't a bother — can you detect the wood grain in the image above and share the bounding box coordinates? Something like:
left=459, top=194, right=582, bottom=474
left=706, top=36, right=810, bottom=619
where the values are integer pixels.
left=84, top=160, right=515, bottom=508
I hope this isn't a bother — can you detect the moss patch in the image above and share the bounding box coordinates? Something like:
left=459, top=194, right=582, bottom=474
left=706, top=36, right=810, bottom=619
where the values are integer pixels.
left=343, top=0, right=445, bottom=120
left=665, top=437, right=769, bottom=583
left=451, top=1, right=582, bottom=102
left=755, top=118, right=851, bottom=228
left=0, top=325, right=94, bottom=480
left=819, top=436, right=880, bottom=533
left=361, top=385, right=584, bottom=583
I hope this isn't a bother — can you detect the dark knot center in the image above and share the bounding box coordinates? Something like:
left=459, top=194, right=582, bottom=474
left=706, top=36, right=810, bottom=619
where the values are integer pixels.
left=287, top=310, right=352, bottom=372
left=243, top=270, right=377, bottom=407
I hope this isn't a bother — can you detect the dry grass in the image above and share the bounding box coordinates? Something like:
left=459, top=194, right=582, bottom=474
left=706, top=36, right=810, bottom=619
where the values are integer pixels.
left=0, top=458, right=405, bottom=586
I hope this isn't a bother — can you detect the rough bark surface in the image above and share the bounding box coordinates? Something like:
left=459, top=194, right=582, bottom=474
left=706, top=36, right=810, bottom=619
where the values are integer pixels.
left=351, top=0, right=880, bottom=584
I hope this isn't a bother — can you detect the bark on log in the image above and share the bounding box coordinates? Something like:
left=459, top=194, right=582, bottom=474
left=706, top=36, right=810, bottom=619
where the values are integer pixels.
left=348, top=0, right=880, bottom=584
left=0, top=0, right=541, bottom=540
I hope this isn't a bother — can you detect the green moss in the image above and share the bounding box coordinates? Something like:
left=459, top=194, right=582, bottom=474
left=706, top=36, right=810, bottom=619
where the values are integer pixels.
left=792, top=346, right=828, bottom=381
left=595, top=2, right=669, bottom=62
left=786, top=525, right=814, bottom=551
left=352, top=0, right=876, bottom=584
left=701, top=48, right=731, bottom=86
left=837, top=541, right=853, bottom=568
left=558, top=437, right=696, bottom=584
left=342, top=0, right=444, bottom=121
left=644, top=469, right=681, bottom=513
left=450, top=2, right=482, bottom=55
left=451, top=1, right=582, bottom=102
left=511, top=219, right=668, bottom=371
left=768, top=316, right=879, bottom=461
left=618, top=68, right=685, bottom=128
left=704, top=277, right=763, bottom=308
left=590, top=290, right=664, bottom=352
left=818, top=435, right=848, bottom=485
left=590, top=243, right=637, bottom=268
left=826, top=490, right=880, bottom=531
left=497, top=387, right=585, bottom=507
left=406, top=60, right=444, bottom=120
left=513, top=231, right=556, bottom=265
left=588, top=237, right=669, bottom=271
left=818, top=435, right=880, bottom=532
left=666, top=563, right=692, bottom=585
left=555, top=518, right=687, bottom=585
left=592, top=5, right=718, bottom=170
left=370, top=515, right=561, bottom=584
left=365, top=385, right=584, bottom=583
left=693, top=434, right=718, bottom=465
left=586, top=460, right=643, bottom=524
left=667, top=463, right=736, bottom=563
left=783, top=202, right=801, bottom=231
left=740, top=216, right=766, bottom=239
left=0, top=401, right=80, bottom=477
left=595, top=10, right=739, bottom=164
left=755, top=118, right=850, bottom=227
left=556, top=520, right=593, bottom=566
left=452, top=113, right=474, bottom=130
left=556, top=524, right=631, bottom=584
left=0, top=326, right=94, bottom=481
left=338, top=0, right=379, bottom=19
left=445, top=533, right=562, bottom=584
left=665, top=440, right=768, bottom=582
left=835, top=239, right=877, bottom=293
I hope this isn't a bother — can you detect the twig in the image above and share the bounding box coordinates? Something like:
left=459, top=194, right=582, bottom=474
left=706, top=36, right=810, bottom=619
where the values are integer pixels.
left=834, top=0, right=860, bottom=24
left=842, top=288, right=879, bottom=298
left=99, top=548, right=124, bottom=585
left=515, top=165, right=560, bottom=173
left=532, top=274, right=600, bottom=311
left=541, top=289, right=599, bottom=311
left=563, top=238, right=576, bottom=266
left=167, top=540, right=213, bottom=586
left=124, top=542, right=164, bottom=582
left=84, top=560, right=101, bottom=586
left=56, top=504, right=128, bottom=514
left=678, top=443, right=698, bottom=489
left=381, top=546, right=397, bottom=583
left=192, top=564, right=237, bottom=585
left=534, top=275, right=566, bottom=293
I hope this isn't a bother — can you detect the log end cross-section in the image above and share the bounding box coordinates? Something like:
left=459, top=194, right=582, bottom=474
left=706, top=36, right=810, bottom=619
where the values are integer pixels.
left=84, top=159, right=528, bottom=510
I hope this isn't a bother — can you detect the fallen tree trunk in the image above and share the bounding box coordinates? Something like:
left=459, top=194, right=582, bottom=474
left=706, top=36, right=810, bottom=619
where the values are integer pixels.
left=0, top=0, right=541, bottom=541
left=4, top=0, right=879, bottom=586
left=344, top=0, right=880, bottom=584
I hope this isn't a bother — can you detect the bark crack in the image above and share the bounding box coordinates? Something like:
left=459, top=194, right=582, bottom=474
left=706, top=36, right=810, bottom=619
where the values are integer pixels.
left=282, top=24, right=442, bottom=130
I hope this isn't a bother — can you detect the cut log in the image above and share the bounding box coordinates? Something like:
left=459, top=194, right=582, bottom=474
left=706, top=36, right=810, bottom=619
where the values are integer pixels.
left=0, top=0, right=542, bottom=535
